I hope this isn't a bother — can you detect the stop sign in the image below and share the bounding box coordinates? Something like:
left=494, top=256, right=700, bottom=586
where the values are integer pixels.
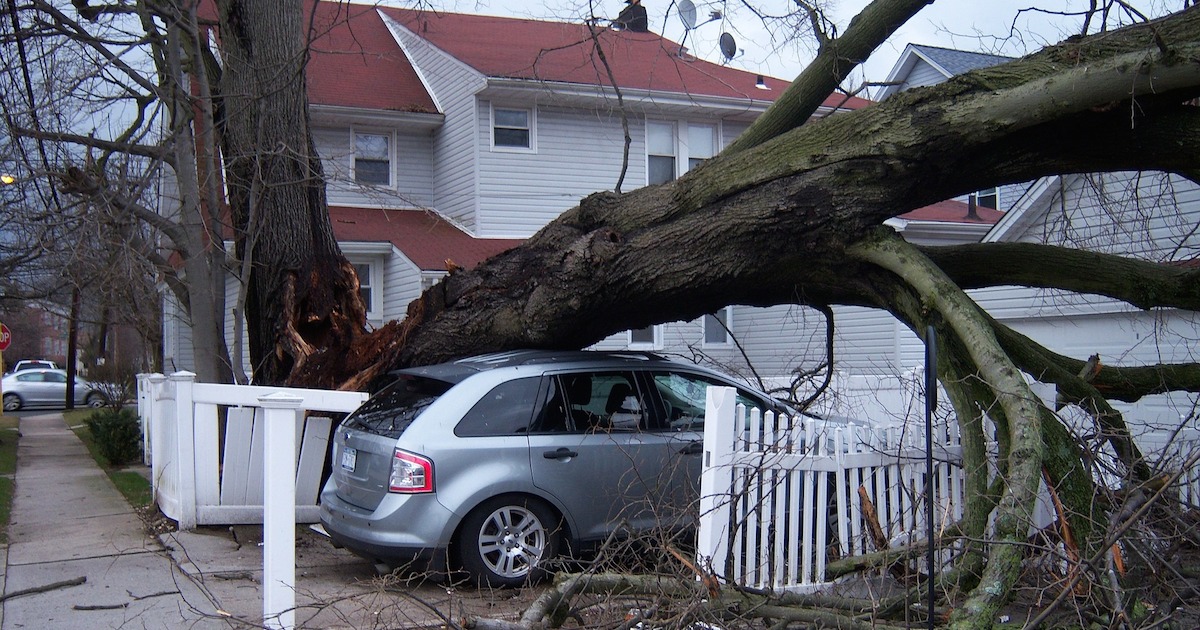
left=0, top=323, right=10, bottom=352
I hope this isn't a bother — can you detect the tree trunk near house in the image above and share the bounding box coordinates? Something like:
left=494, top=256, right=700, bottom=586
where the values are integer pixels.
left=215, top=0, right=365, bottom=385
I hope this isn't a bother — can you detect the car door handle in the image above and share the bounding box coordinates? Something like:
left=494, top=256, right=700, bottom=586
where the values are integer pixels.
left=543, top=448, right=578, bottom=460
left=678, top=441, right=703, bottom=455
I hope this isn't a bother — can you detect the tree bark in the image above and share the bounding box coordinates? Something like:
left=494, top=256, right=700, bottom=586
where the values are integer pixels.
left=216, top=0, right=364, bottom=385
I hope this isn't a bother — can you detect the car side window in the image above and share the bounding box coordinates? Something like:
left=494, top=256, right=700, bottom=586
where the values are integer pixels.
left=649, top=371, right=762, bottom=431
left=529, top=371, right=652, bottom=433
left=588, top=372, right=649, bottom=432
left=16, top=373, right=39, bottom=382
left=45, top=372, right=66, bottom=384
left=454, top=377, right=541, bottom=437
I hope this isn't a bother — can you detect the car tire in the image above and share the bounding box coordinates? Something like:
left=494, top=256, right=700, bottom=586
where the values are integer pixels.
left=85, top=393, right=106, bottom=408
left=2, top=393, right=21, bottom=412
left=455, top=496, right=560, bottom=588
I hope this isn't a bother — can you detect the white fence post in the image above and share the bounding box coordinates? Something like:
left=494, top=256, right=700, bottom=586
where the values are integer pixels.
left=141, top=373, right=166, bottom=466
left=259, top=391, right=304, bottom=630
left=697, top=386, right=737, bottom=581
left=170, top=371, right=198, bottom=530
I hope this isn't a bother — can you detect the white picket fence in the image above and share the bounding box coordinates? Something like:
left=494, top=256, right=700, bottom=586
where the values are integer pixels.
left=698, top=386, right=966, bottom=593
left=697, top=385, right=1200, bottom=594
left=136, top=372, right=368, bottom=529
left=137, top=372, right=368, bottom=629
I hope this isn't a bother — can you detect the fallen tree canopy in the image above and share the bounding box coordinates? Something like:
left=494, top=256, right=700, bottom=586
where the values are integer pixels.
left=295, top=4, right=1200, bottom=389
left=279, top=2, right=1200, bottom=628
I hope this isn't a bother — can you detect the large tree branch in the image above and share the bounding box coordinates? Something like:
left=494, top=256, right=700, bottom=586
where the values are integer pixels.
left=723, top=0, right=932, bottom=155
left=848, top=229, right=1048, bottom=630
left=925, top=242, right=1200, bottom=311
left=993, top=321, right=1200, bottom=401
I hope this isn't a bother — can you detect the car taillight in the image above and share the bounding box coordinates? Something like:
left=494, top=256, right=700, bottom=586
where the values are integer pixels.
left=389, top=449, right=433, bottom=493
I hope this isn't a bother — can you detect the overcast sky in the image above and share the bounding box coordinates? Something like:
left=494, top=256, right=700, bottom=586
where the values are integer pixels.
left=436, top=0, right=1174, bottom=98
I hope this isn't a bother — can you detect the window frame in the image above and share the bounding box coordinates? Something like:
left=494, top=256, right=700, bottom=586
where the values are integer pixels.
left=627, top=324, right=663, bottom=350
left=974, top=187, right=999, bottom=210
left=349, top=259, right=382, bottom=321
left=702, top=306, right=734, bottom=348
left=646, top=120, right=720, bottom=185
left=491, top=105, right=535, bottom=152
left=352, top=129, right=393, bottom=187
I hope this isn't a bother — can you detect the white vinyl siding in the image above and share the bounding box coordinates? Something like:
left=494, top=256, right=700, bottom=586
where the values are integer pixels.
left=315, top=126, right=434, bottom=209
left=1019, top=171, right=1200, bottom=261
left=898, top=61, right=950, bottom=92
left=386, top=14, right=486, bottom=230
left=475, top=103, right=641, bottom=238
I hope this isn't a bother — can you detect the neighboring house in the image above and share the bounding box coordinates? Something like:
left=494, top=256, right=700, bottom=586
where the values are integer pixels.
left=820, top=44, right=1200, bottom=434
left=163, top=0, right=874, bottom=376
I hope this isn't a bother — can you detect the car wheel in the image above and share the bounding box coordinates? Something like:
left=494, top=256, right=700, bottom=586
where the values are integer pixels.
left=2, top=393, right=21, bottom=412
left=456, top=496, right=560, bottom=588
left=85, top=393, right=106, bottom=408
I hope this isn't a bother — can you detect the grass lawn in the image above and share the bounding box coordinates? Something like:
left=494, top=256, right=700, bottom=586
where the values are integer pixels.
left=0, top=414, right=17, bottom=544
left=65, top=408, right=153, bottom=508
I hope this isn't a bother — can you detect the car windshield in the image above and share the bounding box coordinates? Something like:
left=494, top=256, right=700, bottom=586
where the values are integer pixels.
left=342, top=374, right=452, bottom=438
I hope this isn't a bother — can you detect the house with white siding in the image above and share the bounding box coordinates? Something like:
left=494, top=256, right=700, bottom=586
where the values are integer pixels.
left=162, top=7, right=1025, bottom=389
left=163, top=1, right=874, bottom=375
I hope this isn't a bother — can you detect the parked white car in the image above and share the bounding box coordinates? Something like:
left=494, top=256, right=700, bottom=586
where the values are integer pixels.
left=10, top=359, right=58, bottom=373
left=2, top=368, right=106, bottom=411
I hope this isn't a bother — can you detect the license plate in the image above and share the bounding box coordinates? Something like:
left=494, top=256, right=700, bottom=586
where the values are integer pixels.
left=340, top=446, right=357, bottom=472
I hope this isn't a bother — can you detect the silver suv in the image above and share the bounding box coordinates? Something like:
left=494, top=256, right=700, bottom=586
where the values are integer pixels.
left=319, top=350, right=781, bottom=587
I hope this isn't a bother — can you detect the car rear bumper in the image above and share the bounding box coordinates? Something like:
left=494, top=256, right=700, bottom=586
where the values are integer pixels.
left=319, top=481, right=455, bottom=571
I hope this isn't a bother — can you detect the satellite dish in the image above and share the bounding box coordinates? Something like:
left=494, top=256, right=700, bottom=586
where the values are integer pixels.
left=719, top=32, right=737, bottom=60
left=679, top=0, right=698, bottom=30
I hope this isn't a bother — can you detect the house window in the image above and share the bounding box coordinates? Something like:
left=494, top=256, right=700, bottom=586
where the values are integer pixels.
left=628, top=324, right=662, bottom=349
left=352, top=262, right=379, bottom=317
left=648, top=121, right=717, bottom=185
left=703, top=306, right=732, bottom=346
left=687, top=123, right=716, bottom=170
left=975, top=187, right=998, bottom=210
left=647, top=121, right=676, bottom=185
left=354, top=132, right=391, bottom=186
left=493, top=107, right=533, bottom=149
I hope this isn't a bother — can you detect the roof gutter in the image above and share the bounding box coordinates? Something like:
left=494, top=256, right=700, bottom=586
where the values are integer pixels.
left=480, top=77, right=781, bottom=116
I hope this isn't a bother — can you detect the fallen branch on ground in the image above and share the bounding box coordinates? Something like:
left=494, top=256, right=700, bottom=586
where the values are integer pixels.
left=0, top=576, right=86, bottom=602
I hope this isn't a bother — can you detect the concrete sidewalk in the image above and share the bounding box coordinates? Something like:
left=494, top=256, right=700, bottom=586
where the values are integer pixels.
left=0, top=412, right=537, bottom=629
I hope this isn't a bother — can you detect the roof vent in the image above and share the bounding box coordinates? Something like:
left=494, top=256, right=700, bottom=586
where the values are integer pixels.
left=755, top=75, right=769, bottom=90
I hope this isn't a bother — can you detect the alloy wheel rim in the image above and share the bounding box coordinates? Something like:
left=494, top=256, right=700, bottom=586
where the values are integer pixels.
left=476, top=505, right=546, bottom=579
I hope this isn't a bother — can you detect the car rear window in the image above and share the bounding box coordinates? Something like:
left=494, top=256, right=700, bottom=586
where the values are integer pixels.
left=342, top=374, right=453, bottom=438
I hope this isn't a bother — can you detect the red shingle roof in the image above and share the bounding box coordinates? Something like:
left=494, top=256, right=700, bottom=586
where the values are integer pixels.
left=329, top=206, right=521, bottom=271
left=306, top=2, right=438, bottom=112
left=304, top=1, right=870, bottom=112
left=900, top=200, right=1003, bottom=224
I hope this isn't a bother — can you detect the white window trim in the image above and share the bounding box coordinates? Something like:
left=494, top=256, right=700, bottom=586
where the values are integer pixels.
left=646, top=119, right=721, bottom=185
left=351, top=128, right=394, bottom=188
left=628, top=324, right=663, bottom=350
left=702, top=306, right=734, bottom=348
left=348, top=258, right=383, bottom=321
left=421, top=272, right=447, bottom=292
left=490, top=104, right=536, bottom=153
